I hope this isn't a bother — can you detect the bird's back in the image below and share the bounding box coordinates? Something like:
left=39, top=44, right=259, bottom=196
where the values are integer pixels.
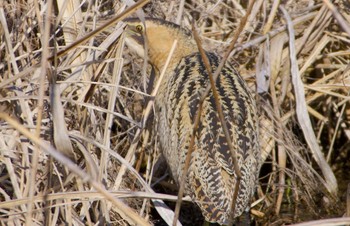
left=156, top=52, right=260, bottom=225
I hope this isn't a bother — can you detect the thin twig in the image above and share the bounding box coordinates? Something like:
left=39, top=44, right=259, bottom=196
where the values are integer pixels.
left=172, top=71, right=204, bottom=226
left=26, top=0, right=54, bottom=223
left=113, top=40, right=178, bottom=190
left=270, top=76, right=286, bottom=215
left=0, top=190, right=192, bottom=209
left=193, top=21, right=242, bottom=222
left=326, top=99, right=347, bottom=162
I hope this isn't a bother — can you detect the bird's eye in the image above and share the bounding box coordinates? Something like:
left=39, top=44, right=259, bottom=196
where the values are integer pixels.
left=135, top=25, right=143, bottom=32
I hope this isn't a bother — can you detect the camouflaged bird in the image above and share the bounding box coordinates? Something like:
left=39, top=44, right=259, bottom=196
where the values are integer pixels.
left=124, top=17, right=260, bottom=225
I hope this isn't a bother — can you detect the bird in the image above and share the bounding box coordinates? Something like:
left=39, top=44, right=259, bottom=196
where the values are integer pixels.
left=123, top=17, right=260, bottom=225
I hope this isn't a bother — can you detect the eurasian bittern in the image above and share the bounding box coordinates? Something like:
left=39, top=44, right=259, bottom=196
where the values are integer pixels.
left=124, top=18, right=260, bottom=225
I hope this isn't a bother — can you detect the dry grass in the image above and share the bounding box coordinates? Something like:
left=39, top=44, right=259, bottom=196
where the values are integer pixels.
left=0, top=0, right=349, bottom=225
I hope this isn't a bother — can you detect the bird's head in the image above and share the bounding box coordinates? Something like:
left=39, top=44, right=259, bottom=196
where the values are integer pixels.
left=123, top=18, right=197, bottom=71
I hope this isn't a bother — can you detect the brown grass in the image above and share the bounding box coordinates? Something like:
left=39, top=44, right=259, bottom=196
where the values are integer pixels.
left=0, top=0, right=349, bottom=225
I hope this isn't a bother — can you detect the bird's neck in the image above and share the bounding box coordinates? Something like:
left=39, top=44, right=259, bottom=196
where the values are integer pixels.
left=148, top=46, right=194, bottom=72
left=146, top=28, right=197, bottom=72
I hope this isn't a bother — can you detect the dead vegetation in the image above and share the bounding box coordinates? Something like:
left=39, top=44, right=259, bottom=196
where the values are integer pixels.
left=0, top=0, right=349, bottom=225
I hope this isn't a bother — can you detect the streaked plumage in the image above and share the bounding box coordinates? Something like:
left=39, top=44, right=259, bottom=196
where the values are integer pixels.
left=124, top=18, right=260, bottom=225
